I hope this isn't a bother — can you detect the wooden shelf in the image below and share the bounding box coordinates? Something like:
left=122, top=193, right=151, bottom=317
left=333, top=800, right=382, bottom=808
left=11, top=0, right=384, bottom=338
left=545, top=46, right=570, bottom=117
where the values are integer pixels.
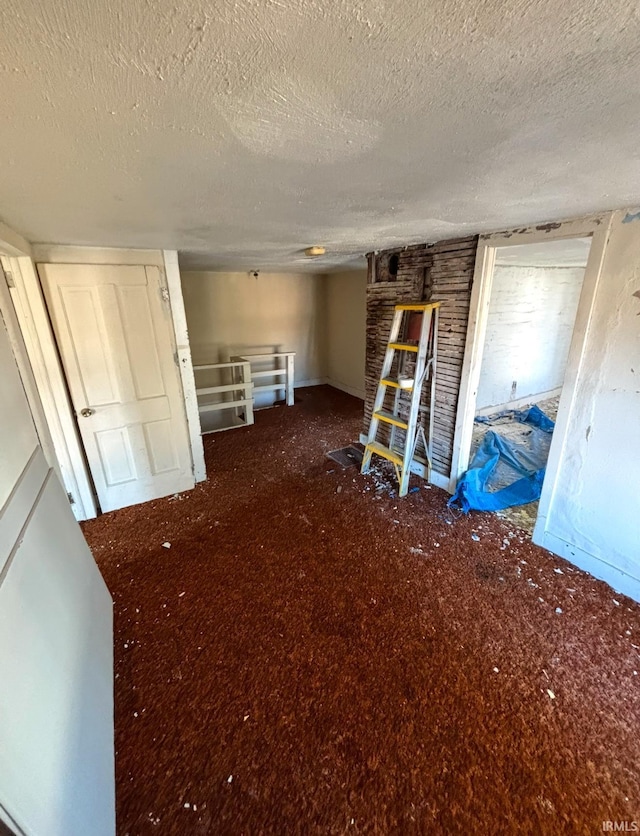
left=232, top=352, right=295, bottom=407
left=193, top=359, right=254, bottom=433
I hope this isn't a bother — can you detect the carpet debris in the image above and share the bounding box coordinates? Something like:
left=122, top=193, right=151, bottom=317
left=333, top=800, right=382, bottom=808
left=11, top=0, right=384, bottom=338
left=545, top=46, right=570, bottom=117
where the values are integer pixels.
left=81, top=386, right=640, bottom=834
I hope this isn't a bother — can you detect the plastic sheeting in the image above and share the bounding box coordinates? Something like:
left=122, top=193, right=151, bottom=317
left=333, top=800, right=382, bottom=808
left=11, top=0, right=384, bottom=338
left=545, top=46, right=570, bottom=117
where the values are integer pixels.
left=448, top=405, right=555, bottom=513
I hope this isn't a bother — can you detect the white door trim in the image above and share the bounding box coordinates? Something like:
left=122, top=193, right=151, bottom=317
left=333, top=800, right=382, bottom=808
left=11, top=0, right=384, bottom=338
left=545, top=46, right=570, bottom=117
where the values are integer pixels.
left=448, top=242, right=496, bottom=490
left=0, top=263, right=57, bottom=472
left=0, top=222, right=31, bottom=258
left=532, top=216, right=613, bottom=547
left=163, top=250, right=206, bottom=482
left=0, top=229, right=98, bottom=521
left=31, top=244, right=165, bottom=267
left=0, top=801, right=27, bottom=836
left=450, top=211, right=612, bottom=492
left=449, top=213, right=614, bottom=558
left=6, top=256, right=97, bottom=520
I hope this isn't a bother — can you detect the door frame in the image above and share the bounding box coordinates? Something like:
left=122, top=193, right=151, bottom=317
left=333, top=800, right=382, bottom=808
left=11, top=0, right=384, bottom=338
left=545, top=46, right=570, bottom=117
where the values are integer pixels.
left=40, top=262, right=196, bottom=512
left=163, top=250, right=206, bottom=483
left=449, top=211, right=613, bottom=543
left=0, top=262, right=56, bottom=472
left=0, top=236, right=205, bottom=519
left=0, top=227, right=98, bottom=520
left=32, top=246, right=205, bottom=513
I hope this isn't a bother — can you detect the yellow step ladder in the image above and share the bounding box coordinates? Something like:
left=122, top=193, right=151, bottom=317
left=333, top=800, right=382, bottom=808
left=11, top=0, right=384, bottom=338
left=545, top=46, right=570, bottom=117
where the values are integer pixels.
left=361, top=302, right=440, bottom=496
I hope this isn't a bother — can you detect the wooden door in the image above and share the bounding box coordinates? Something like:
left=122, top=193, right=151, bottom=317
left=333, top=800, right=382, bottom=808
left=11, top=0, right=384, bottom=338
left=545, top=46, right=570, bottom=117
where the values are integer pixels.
left=40, top=263, right=194, bottom=512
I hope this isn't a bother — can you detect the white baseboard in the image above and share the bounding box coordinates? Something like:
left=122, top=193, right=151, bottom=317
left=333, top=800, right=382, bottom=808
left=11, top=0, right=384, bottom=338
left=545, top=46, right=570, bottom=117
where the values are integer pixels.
left=294, top=378, right=366, bottom=400
left=325, top=379, right=365, bottom=400
left=475, top=387, right=562, bottom=417
left=294, top=378, right=327, bottom=388
left=408, top=459, right=452, bottom=492
left=427, top=470, right=452, bottom=492
left=358, top=433, right=451, bottom=492
left=534, top=525, right=640, bottom=603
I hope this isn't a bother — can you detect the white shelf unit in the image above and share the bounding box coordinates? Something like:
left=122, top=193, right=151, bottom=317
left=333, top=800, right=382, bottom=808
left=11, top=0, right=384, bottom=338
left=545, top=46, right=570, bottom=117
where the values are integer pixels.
left=232, top=352, right=295, bottom=408
left=193, top=360, right=254, bottom=434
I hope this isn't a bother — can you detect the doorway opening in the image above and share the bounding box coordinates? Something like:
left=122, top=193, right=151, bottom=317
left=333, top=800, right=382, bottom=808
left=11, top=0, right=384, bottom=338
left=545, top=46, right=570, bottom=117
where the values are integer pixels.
left=455, top=236, right=593, bottom=533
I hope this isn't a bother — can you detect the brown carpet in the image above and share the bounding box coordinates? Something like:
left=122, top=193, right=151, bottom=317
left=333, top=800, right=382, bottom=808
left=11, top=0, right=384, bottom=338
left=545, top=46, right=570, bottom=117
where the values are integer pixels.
left=82, top=386, right=640, bottom=835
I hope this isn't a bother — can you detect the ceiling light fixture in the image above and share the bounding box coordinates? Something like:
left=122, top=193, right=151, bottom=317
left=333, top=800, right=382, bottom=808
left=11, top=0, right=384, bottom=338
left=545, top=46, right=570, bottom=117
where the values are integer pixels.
left=304, top=246, right=326, bottom=257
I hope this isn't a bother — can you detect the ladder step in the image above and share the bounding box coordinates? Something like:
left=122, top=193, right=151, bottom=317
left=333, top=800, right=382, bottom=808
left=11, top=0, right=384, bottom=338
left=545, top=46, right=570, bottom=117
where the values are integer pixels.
left=364, top=301, right=439, bottom=497
left=381, top=377, right=414, bottom=390
left=374, top=410, right=409, bottom=430
left=395, top=303, right=440, bottom=311
left=389, top=342, right=419, bottom=353
left=365, top=441, right=404, bottom=466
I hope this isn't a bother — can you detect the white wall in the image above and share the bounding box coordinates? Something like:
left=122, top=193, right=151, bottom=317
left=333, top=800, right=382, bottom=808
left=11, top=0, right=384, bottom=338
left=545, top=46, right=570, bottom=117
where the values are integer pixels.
left=477, top=263, right=585, bottom=411
left=535, top=210, right=640, bottom=601
left=324, top=270, right=367, bottom=399
left=181, top=270, right=326, bottom=387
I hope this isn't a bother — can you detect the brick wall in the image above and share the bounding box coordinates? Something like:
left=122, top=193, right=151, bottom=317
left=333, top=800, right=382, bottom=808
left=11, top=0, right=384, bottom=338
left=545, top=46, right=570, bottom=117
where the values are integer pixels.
left=364, top=235, right=478, bottom=479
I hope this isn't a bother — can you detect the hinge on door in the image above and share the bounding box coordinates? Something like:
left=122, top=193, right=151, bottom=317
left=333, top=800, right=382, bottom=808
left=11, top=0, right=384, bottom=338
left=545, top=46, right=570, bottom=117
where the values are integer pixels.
left=160, top=286, right=170, bottom=305
left=4, top=270, right=15, bottom=288
left=67, top=492, right=75, bottom=505
left=173, top=350, right=180, bottom=367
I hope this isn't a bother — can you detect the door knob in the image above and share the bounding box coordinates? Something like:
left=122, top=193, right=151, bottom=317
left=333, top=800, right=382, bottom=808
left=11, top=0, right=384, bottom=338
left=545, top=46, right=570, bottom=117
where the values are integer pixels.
left=80, top=408, right=95, bottom=417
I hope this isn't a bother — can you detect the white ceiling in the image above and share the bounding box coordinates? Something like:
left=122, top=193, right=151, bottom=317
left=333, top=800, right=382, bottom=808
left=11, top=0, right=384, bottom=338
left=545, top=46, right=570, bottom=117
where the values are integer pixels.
left=1, top=0, right=639, bottom=272
left=495, top=237, right=592, bottom=268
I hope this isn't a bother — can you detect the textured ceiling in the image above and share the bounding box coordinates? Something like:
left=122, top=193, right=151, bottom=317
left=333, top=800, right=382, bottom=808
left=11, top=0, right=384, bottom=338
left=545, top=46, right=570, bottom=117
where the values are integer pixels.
left=1, top=0, right=639, bottom=272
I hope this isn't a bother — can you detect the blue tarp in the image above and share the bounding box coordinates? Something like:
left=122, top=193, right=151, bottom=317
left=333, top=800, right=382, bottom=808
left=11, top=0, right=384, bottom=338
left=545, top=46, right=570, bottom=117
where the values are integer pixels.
left=473, top=404, right=555, bottom=433
left=448, top=405, right=555, bottom=513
